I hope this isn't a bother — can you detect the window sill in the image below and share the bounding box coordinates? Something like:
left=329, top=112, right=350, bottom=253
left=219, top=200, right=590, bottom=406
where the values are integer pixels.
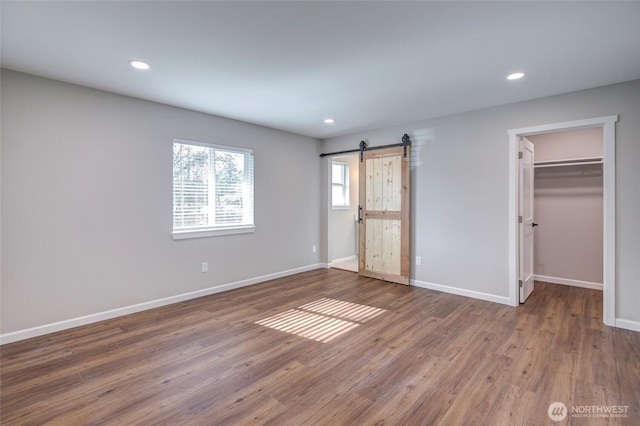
left=172, top=226, right=255, bottom=240
left=332, top=206, right=350, bottom=211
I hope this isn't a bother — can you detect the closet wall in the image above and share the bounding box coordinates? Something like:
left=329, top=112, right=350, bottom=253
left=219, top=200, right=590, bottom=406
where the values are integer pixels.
left=528, top=128, right=603, bottom=287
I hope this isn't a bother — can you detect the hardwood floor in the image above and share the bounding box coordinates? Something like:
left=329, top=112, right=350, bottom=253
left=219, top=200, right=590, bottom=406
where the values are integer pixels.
left=1, top=269, right=638, bottom=425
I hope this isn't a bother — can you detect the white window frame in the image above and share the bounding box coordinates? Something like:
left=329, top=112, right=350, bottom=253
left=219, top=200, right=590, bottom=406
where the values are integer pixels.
left=172, top=138, right=255, bottom=240
left=332, top=161, right=350, bottom=210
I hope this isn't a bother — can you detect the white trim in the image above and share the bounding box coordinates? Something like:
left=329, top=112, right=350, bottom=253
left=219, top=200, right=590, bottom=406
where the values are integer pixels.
left=171, top=225, right=255, bottom=240
left=614, top=319, right=640, bottom=333
left=411, top=279, right=511, bottom=306
left=330, top=255, right=357, bottom=265
left=173, top=137, right=253, bottom=155
left=506, top=116, right=616, bottom=137
left=508, top=115, right=617, bottom=326
left=534, top=274, right=602, bottom=290
left=602, top=117, right=617, bottom=326
left=0, top=263, right=324, bottom=345
left=507, top=131, right=519, bottom=306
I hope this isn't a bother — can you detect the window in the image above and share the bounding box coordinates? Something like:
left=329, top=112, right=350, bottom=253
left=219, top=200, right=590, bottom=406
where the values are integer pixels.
left=332, top=161, right=349, bottom=209
left=172, top=138, right=254, bottom=239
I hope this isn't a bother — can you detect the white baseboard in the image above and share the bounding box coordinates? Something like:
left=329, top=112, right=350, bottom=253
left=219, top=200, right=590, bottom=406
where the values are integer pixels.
left=0, top=263, right=325, bottom=345
left=615, top=318, right=640, bottom=333
left=410, top=279, right=511, bottom=306
left=6, top=267, right=628, bottom=345
left=329, top=255, right=357, bottom=266
left=534, top=274, right=603, bottom=290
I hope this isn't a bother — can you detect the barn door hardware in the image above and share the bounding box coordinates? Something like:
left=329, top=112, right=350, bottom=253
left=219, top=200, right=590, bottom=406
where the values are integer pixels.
left=319, top=134, right=412, bottom=161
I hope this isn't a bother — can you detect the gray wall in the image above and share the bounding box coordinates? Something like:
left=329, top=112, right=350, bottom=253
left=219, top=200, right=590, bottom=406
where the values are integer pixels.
left=322, top=79, right=640, bottom=325
left=530, top=127, right=603, bottom=162
left=529, top=129, right=603, bottom=284
left=3, top=69, right=639, bottom=335
left=1, top=70, right=322, bottom=334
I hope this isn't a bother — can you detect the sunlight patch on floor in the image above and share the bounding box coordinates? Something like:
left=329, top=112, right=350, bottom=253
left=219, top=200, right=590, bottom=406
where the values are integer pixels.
left=255, top=298, right=386, bottom=343
left=331, top=260, right=358, bottom=272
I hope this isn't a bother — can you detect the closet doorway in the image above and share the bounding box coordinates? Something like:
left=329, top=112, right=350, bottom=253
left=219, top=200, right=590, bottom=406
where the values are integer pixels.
left=528, top=128, right=604, bottom=292
left=508, top=115, right=617, bottom=326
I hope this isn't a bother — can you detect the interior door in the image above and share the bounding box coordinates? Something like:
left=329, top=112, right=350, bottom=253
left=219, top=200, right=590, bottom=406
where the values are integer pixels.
left=519, top=137, right=535, bottom=302
left=358, top=146, right=410, bottom=285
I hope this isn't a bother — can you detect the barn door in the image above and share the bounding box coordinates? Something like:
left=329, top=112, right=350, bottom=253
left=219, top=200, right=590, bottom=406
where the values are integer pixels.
left=358, top=146, right=410, bottom=285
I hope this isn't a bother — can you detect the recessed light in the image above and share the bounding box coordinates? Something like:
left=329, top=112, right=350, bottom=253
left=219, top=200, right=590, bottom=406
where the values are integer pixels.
left=129, top=60, right=150, bottom=70
left=324, top=118, right=336, bottom=124
left=507, top=72, right=525, bottom=80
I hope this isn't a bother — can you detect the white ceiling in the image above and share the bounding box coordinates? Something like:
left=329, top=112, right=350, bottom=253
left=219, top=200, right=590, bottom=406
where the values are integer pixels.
left=2, top=1, right=639, bottom=139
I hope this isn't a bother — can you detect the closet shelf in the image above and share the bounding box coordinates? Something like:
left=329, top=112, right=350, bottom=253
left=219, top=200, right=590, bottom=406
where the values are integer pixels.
left=534, top=156, right=603, bottom=168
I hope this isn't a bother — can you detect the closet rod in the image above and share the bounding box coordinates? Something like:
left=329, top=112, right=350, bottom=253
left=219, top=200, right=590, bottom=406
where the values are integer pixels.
left=534, top=160, right=603, bottom=169
left=534, top=156, right=603, bottom=168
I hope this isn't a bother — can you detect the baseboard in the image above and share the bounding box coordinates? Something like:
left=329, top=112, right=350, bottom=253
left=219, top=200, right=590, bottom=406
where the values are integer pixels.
left=0, top=263, right=325, bottom=345
left=615, top=318, right=640, bottom=333
left=534, top=274, right=603, bottom=290
left=410, top=279, right=511, bottom=306
left=329, top=255, right=357, bottom=266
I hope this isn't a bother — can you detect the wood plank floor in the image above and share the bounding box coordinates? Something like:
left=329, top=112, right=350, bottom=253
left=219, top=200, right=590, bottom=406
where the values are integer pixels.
left=1, top=269, right=639, bottom=425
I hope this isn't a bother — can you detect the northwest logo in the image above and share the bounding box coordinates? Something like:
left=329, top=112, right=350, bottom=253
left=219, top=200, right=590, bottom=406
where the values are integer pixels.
left=548, top=402, right=568, bottom=421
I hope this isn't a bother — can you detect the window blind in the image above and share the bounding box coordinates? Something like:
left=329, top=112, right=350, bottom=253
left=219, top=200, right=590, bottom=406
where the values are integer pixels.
left=173, top=139, right=254, bottom=234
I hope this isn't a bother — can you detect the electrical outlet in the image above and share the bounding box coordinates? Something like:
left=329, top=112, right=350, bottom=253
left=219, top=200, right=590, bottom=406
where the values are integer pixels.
left=201, top=262, right=208, bottom=273
left=312, top=245, right=317, bottom=253
left=415, top=256, right=422, bottom=266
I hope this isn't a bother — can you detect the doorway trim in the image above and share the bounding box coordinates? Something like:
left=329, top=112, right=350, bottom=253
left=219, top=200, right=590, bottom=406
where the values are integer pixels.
left=507, top=115, right=618, bottom=326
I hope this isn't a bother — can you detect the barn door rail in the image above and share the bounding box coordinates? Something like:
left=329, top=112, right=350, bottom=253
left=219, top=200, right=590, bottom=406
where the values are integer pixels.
left=319, top=134, right=411, bottom=161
